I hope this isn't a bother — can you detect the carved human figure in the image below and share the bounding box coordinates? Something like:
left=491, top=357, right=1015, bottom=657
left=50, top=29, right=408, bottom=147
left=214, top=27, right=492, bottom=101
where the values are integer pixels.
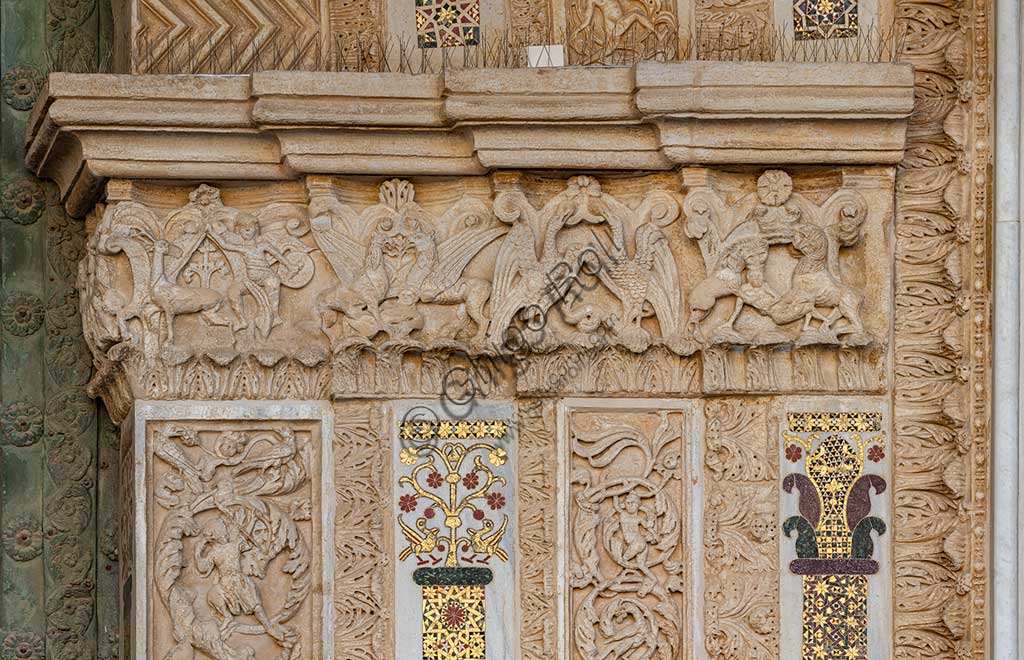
left=609, top=492, right=659, bottom=594
left=218, top=213, right=299, bottom=337
left=683, top=169, right=871, bottom=347
left=195, top=517, right=290, bottom=643
left=572, top=0, right=667, bottom=60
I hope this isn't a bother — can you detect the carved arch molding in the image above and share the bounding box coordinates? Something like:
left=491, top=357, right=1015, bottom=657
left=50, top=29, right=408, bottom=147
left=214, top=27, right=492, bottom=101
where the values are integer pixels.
left=20, top=37, right=990, bottom=660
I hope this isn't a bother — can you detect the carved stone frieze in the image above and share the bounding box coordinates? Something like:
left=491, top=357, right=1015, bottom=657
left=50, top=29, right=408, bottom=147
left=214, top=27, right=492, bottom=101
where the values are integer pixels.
left=77, top=169, right=895, bottom=411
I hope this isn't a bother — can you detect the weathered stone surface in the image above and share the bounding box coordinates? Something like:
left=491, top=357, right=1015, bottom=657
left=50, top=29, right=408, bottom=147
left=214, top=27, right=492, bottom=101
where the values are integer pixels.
left=9, top=1, right=998, bottom=654
left=130, top=401, right=334, bottom=660
left=25, top=63, right=913, bottom=216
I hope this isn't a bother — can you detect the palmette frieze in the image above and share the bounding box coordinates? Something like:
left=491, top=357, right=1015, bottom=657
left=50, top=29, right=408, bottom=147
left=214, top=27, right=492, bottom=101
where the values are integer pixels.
left=79, top=170, right=893, bottom=408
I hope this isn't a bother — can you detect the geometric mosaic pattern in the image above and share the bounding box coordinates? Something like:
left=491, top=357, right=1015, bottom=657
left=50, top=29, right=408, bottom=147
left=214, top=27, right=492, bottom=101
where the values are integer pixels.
left=787, top=411, right=881, bottom=433
left=809, top=434, right=863, bottom=558
left=793, top=0, right=858, bottom=40
left=422, top=584, right=487, bottom=660
left=416, top=0, right=481, bottom=48
left=802, top=575, right=868, bottom=660
left=784, top=411, right=886, bottom=660
left=399, top=418, right=509, bottom=442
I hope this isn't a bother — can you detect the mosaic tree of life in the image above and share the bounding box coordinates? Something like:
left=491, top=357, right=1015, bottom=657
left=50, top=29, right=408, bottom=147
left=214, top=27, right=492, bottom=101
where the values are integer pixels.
left=396, top=408, right=516, bottom=660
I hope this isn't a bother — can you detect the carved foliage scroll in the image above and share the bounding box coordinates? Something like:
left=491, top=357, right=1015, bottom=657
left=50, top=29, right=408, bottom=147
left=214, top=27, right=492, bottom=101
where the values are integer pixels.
left=147, top=420, right=325, bottom=660
left=333, top=403, right=390, bottom=660
left=703, top=399, right=778, bottom=659
left=518, top=399, right=557, bottom=660
left=565, top=403, right=696, bottom=660
left=892, top=0, right=991, bottom=651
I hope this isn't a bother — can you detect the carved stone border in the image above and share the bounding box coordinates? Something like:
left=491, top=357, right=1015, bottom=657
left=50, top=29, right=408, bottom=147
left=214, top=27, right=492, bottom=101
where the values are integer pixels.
left=130, top=400, right=336, bottom=660
left=891, top=0, right=992, bottom=654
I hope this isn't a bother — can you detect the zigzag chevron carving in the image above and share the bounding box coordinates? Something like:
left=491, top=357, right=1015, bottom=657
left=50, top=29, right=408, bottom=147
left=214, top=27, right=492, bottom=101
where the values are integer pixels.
left=132, top=0, right=382, bottom=73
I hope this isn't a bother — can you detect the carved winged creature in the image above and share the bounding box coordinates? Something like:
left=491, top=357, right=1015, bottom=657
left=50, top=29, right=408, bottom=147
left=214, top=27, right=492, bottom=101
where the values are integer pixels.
left=309, top=179, right=506, bottom=346
left=81, top=186, right=315, bottom=361
left=489, top=176, right=684, bottom=353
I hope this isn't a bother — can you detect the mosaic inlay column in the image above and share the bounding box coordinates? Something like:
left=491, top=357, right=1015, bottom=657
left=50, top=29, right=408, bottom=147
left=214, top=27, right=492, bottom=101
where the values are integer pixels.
left=393, top=401, right=518, bottom=660
left=779, top=404, right=890, bottom=660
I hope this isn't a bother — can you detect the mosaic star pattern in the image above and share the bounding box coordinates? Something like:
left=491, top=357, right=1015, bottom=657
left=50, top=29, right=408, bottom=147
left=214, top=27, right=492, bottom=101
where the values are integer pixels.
left=416, top=0, right=481, bottom=48
left=802, top=575, right=868, bottom=660
left=783, top=411, right=886, bottom=660
left=793, top=0, right=858, bottom=41
left=422, top=584, right=487, bottom=660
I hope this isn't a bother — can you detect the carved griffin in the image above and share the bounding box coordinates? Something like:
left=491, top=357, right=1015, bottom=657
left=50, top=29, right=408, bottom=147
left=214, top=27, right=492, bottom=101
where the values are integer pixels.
left=308, top=179, right=506, bottom=349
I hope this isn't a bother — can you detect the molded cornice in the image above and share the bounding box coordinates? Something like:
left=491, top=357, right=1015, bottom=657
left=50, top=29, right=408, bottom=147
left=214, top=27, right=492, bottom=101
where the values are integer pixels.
left=25, top=61, right=914, bottom=216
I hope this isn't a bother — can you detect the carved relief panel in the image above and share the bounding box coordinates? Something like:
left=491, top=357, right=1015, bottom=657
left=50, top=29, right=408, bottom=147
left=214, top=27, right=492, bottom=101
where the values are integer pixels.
left=703, top=399, right=779, bottom=659
left=559, top=399, right=703, bottom=660
left=682, top=168, right=892, bottom=393
left=132, top=401, right=334, bottom=660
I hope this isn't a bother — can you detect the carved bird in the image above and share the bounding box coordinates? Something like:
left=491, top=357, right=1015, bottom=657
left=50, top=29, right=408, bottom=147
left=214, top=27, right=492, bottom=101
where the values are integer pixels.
left=588, top=223, right=681, bottom=351
left=466, top=516, right=509, bottom=561
left=397, top=516, right=440, bottom=561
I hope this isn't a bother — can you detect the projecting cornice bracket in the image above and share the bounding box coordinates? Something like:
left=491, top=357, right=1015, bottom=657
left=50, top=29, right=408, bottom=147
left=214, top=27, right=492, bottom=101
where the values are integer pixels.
left=25, top=60, right=914, bottom=216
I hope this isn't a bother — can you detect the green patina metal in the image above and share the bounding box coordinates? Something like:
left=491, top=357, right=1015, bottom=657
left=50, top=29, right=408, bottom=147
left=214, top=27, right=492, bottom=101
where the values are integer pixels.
left=0, top=1, right=118, bottom=657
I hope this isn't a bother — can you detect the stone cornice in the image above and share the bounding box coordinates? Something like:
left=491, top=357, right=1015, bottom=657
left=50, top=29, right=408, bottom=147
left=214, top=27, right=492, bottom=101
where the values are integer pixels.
left=25, top=61, right=914, bottom=216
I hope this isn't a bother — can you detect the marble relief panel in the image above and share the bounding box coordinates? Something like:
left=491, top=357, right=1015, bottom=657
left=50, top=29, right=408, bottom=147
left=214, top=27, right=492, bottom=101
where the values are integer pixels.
left=703, top=398, right=779, bottom=659
left=559, top=399, right=703, bottom=660
left=133, top=401, right=335, bottom=660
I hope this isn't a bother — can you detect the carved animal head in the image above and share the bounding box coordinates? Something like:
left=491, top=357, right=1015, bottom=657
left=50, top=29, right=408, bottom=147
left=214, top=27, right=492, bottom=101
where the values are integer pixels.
left=151, top=239, right=182, bottom=257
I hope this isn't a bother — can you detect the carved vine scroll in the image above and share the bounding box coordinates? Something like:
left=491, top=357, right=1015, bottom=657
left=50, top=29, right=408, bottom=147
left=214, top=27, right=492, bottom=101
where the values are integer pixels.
left=148, top=421, right=324, bottom=660
left=565, top=404, right=696, bottom=660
